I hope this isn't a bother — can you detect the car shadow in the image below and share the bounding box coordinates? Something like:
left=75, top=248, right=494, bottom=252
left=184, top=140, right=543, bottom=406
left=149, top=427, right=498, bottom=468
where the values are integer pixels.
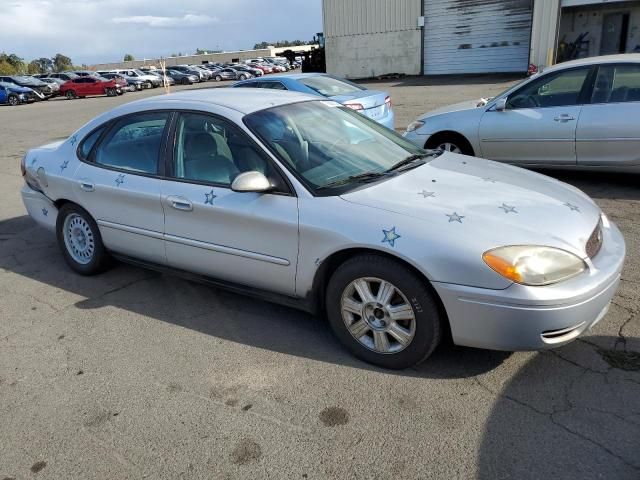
left=1, top=214, right=509, bottom=379
left=477, top=336, right=640, bottom=479
left=533, top=169, right=640, bottom=201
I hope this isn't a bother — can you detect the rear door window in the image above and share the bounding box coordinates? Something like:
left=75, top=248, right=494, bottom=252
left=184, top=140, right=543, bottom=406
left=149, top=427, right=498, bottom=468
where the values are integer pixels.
left=92, top=112, right=170, bottom=175
left=591, top=64, right=640, bottom=104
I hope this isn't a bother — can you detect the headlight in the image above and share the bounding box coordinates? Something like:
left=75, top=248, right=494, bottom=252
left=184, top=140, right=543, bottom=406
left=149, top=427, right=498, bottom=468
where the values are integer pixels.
left=406, top=120, right=425, bottom=132
left=482, top=246, right=587, bottom=286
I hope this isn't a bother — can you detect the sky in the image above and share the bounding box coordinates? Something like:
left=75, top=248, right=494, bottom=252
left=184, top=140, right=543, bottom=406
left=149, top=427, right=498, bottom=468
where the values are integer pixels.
left=1, top=0, right=322, bottom=65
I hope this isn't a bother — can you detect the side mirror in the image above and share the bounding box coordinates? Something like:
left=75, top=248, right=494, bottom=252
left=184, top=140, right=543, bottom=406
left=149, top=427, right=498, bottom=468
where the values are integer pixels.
left=494, top=98, right=507, bottom=112
left=231, top=171, right=272, bottom=193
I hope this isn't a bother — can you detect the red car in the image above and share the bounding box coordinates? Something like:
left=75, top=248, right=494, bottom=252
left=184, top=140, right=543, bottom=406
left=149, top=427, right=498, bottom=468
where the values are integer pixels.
left=60, top=77, right=119, bottom=99
left=248, top=63, right=273, bottom=74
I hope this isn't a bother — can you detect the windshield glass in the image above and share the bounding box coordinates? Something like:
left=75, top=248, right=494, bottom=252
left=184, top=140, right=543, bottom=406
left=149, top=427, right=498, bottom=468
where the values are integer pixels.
left=299, top=76, right=364, bottom=97
left=133, top=69, right=146, bottom=76
left=245, top=101, right=429, bottom=193
left=490, top=75, right=535, bottom=102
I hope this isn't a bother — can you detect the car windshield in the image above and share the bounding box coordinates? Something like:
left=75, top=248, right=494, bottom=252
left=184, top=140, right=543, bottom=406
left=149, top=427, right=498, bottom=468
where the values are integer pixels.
left=298, top=76, right=363, bottom=97
left=133, top=69, right=146, bottom=76
left=245, top=101, right=432, bottom=194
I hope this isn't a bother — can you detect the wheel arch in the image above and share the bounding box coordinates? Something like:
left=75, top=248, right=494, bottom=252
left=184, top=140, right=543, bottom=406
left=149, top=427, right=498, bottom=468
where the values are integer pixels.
left=425, top=130, right=475, bottom=156
left=310, top=247, right=450, bottom=336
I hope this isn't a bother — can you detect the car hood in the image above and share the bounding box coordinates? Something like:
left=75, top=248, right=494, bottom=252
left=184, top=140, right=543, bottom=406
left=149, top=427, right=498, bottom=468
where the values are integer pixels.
left=8, top=85, right=33, bottom=93
left=418, top=99, right=485, bottom=120
left=340, top=153, right=601, bottom=258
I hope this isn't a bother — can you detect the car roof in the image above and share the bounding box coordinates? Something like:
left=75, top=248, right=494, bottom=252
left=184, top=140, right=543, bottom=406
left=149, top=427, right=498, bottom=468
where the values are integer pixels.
left=543, top=53, right=640, bottom=73
left=130, top=88, right=319, bottom=114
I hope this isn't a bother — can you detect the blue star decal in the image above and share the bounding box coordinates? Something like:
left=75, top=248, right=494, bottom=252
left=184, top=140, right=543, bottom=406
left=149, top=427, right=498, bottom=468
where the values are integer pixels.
left=564, top=202, right=580, bottom=212
left=42, top=208, right=48, bottom=217
left=69, top=135, right=78, bottom=146
left=381, top=227, right=401, bottom=247
left=60, top=160, right=69, bottom=173
left=115, top=174, right=125, bottom=187
left=446, top=212, right=464, bottom=223
left=418, top=190, right=436, bottom=198
left=204, top=189, right=216, bottom=205
left=498, top=203, right=517, bottom=214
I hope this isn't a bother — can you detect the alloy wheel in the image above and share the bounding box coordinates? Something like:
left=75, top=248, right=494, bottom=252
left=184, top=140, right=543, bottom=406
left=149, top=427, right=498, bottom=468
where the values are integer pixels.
left=438, top=142, right=462, bottom=154
left=341, top=277, right=416, bottom=354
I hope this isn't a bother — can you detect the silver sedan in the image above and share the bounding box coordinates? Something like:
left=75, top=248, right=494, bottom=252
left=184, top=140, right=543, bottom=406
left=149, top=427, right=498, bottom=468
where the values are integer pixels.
left=403, top=54, right=640, bottom=172
left=20, top=89, right=625, bottom=369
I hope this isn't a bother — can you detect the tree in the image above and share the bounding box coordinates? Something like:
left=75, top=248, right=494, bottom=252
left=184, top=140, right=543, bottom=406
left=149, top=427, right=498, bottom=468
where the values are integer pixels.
left=52, top=53, right=73, bottom=72
left=0, top=60, right=17, bottom=75
left=33, top=57, right=53, bottom=73
left=27, top=61, right=41, bottom=74
left=123, top=53, right=135, bottom=62
left=0, top=53, right=25, bottom=72
left=253, top=40, right=312, bottom=50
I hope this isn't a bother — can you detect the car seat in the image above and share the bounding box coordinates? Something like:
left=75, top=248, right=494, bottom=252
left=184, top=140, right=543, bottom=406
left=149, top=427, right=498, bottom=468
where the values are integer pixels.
left=183, top=132, right=238, bottom=184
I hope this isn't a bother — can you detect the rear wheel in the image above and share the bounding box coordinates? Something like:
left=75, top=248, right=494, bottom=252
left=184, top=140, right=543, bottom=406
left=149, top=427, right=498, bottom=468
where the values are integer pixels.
left=239, top=74, right=247, bottom=80
left=215, top=75, right=222, bottom=82
left=181, top=78, right=189, bottom=85
left=7, top=94, right=19, bottom=106
left=56, top=204, right=112, bottom=275
left=326, top=255, right=442, bottom=369
left=65, top=90, right=76, bottom=100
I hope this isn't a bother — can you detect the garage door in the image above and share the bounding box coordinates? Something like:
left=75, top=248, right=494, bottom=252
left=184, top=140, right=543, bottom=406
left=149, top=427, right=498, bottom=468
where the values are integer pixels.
left=424, top=0, right=533, bottom=74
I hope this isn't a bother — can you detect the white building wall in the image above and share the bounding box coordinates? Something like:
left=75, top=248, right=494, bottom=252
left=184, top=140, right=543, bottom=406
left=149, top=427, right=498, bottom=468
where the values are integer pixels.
left=323, top=0, right=422, bottom=78
left=530, top=0, right=561, bottom=70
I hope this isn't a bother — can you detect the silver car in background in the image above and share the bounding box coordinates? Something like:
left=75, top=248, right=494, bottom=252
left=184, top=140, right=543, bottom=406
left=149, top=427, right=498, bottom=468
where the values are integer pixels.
left=20, top=90, right=624, bottom=369
left=404, top=54, right=640, bottom=172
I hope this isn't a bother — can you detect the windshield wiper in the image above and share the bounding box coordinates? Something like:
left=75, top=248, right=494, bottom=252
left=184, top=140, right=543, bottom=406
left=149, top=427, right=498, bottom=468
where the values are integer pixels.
left=316, top=171, right=387, bottom=190
left=386, top=152, right=435, bottom=173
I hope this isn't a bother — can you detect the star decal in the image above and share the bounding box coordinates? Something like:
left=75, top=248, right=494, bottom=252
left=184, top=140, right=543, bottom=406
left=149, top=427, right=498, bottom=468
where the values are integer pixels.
left=381, top=227, right=401, bottom=248
left=204, top=189, right=217, bottom=205
left=446, top=212, right=465, bottom=223
left=418, top=190, right=436, bottom=198
left=69, top=135, right=78, bottom=146
left=115, top=174, right=125, bottom=187
left=42, top=208, right=48, bottom=217
left=564, top=202, right=580, bottom=212
left=498, top=203, right=517, bottom=214
left=482, top=177, right=497, bottom=183
left=59, top=160, right=69, bottom=173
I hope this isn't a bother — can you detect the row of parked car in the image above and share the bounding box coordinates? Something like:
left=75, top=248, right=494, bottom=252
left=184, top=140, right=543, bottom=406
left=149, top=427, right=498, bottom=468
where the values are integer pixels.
left=0, top=56, right=300, bottom=106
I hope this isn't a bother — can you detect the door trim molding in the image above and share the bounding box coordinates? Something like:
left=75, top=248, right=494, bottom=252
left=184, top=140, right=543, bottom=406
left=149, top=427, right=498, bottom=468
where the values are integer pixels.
left=97, top=220, right=164, bottom=240
left=164, top=234, right=290, bottom=266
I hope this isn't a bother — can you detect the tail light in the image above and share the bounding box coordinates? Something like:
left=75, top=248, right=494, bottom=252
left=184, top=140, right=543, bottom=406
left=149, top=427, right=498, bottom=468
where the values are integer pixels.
left=345, top=103, right=364, bottom=112
left=528, top=63, right=538, bottom=76
left=385, top=96, right=392, bottom=109
left=20, top=155, right=26, bottom=177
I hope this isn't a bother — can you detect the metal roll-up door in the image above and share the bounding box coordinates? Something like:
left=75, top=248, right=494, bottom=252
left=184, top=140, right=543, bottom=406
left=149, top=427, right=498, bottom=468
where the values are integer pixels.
left=424, top=0, right=533, bottom=74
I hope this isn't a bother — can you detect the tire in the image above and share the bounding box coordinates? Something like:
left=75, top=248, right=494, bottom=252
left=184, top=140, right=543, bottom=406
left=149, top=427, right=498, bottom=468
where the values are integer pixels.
left=106, top=88, right=116, bottom=97
left=326, top=254, right=442, bottom=369
left=215, top=75, right=222, bottom=82
left=181, top=78, right=189, bottom=85
left=425, top=133, right=474, bottom=156
left=7, top=94, right=19, bottom=106
left=65, top=90, right=76, bottom=100
left=56, top=203, right=112, bottom=275
left=239, top=74, right=247, bottom=80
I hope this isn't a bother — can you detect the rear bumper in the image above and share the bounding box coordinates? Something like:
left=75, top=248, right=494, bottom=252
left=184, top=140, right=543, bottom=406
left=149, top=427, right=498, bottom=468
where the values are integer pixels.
left=432, top=217, right=626, bottom=351
left=21, top=184, right=58, bottom=232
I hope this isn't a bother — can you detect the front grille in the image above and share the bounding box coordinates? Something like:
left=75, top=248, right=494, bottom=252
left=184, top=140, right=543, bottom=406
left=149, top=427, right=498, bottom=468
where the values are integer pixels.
left=586, top=218, right=603, bottom=259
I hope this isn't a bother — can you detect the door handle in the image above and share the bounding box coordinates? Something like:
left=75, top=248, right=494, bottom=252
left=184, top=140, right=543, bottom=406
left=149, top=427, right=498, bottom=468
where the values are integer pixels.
left=167, top=195, right=193, bottom=211
left=554, top=114, right=576, bottom=122
left=79, top=180, right=95, bottom=192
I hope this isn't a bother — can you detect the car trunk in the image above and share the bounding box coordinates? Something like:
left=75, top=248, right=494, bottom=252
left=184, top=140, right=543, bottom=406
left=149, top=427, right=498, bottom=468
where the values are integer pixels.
left=330, top=90, right=389, bottom=122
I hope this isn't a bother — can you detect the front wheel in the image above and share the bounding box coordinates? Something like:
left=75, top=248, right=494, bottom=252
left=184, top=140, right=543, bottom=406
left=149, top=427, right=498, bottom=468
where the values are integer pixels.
left=425, top=134, right=474, bottom=156
left=326, top=255, right=442, bottom=369
left=215, top=75, right=222, bottom=82
left=65, top=90, right=76, bottom=100
left=56, top=204, right=112, bottom=275
left=182, top=78, right=189, bottom=85
left=239, top=74, right=247, bottom=80
left=7, top=94, right=19, bottom=106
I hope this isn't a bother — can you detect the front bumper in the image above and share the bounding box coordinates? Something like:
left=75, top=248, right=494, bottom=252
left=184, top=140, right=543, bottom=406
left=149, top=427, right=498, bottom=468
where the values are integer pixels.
left=402, top=129, right=431, bottom=148
left=432, top=217, right=626, bottom=351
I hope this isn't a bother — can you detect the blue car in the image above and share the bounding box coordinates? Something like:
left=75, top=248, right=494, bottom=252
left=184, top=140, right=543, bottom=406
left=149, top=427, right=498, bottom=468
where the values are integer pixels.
left=0, top=81, right=34, bottom=106
left=232, top=73, right=395, bottom=130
